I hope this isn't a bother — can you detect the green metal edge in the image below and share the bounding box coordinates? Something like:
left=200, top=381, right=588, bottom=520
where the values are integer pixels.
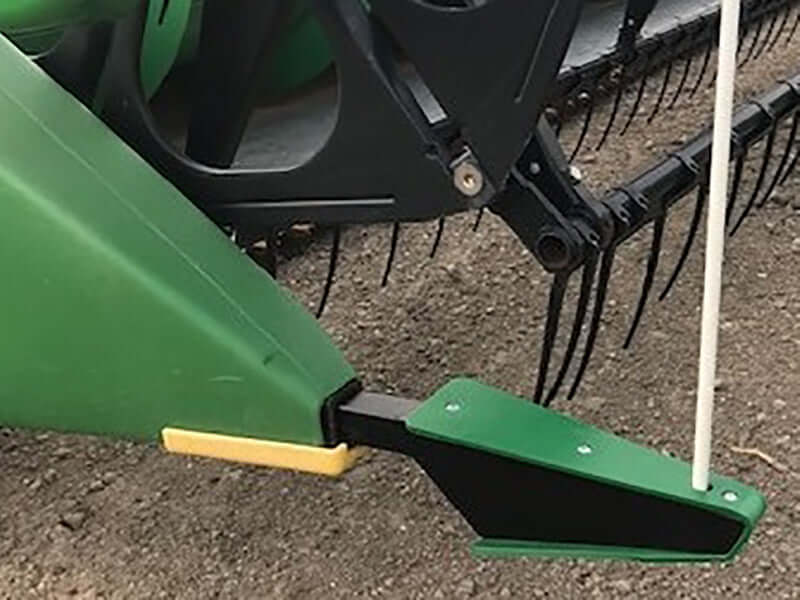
left=407, top=379, right=765, bottom=561
left=472, top=540, right=732, bottom=563
left=0, top=35, right=355, bottom=445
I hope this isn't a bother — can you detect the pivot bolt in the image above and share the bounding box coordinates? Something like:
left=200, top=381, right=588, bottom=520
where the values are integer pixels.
left=577, top=444, right=593, bottom=455
left=453, top=161, right=485, bottom=197
left=722, top=490, right=739, bottom=502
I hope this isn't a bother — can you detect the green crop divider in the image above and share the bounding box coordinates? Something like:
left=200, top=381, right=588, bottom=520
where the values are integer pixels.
left=408, top=380, right=765, bottom=562
left=0, top=35, right=354, bottom=445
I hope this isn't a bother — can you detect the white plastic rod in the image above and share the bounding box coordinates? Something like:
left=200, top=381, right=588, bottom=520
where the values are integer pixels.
left=692, top=0, right=742, bottom=492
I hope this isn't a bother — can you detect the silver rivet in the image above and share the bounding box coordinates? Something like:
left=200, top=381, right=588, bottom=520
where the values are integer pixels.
left=453, top=161, right=485, bottom=197
left=722, top=490, right=739, bottom=502
left=529, top=162, right=541, bottom=176
left=444, top=401, right=462, bottom=413
left=577, top=444, right=593, bottom=455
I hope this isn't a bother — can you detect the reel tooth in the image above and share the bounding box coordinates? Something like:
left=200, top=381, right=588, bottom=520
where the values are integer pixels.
left=659, top=183, right=707, bottom=301
left=623, top=214, right=665, bottom=349
left=569, top=89, right=596, bottom=162
left=620, top=59, right=650, bottom=135
left=430, top=217, right=446, bottom=259
left=766, top=1, right=792, bottom=52
left=647, top=52, right=676, bottom=123
left=381, top=223, right=401, bottom=287
left=543, top=250, right=599, bottom=407
left=533, top=271, right=569, bottom=405
left=596, top=66, right=626, bottom=150
left=668, top=52, right=694, bottom=110
left=472, top=207, right=485, bottom=232
left=753, top=9, right=780, bottom=59
left=785, top=8, right=800, bottom=44
left=761, top=110, right=799, bottom=198
left=316, top=227, right=341, bottom=319
left=740, top=13, right=764, bottom=66
left=568, top=247, right=617, bottom=400
left=689, top=37, right=714, bottom=98
left=730, top=117, right=778, bottom=235
left=726, top=150, right=749, bottom=226
left=779, top=124, right=800, bottom=185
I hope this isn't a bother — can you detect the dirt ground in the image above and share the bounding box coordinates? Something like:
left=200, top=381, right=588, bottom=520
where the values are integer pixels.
left=4, top=26, right=800, bottom=600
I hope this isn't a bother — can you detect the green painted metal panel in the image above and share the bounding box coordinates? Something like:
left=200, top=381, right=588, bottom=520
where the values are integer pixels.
left=0, top=0, right=137, bottom=33
left=140, top=0, right=193, bottom=99
left=3, top=1, right=332, bottom=99
left=408, top=379, right=765, bottom=562
left=0, top=36, right=355, bottom=445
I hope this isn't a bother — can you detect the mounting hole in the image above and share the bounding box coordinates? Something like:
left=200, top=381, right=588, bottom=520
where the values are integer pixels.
left=536, top=233, right=571, bottom=271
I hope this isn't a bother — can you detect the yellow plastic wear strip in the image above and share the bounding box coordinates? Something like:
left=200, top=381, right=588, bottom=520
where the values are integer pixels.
left=162, top=427, right=364, bottom=477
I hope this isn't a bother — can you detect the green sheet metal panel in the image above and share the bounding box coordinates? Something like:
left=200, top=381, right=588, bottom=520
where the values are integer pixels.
left=3, top=1, right=333, bottom=99
left=408, top=379, right=765, bottom=561
left=0, top=36, right=355, bottom=444
left=0, top=0, right=137, bottom=32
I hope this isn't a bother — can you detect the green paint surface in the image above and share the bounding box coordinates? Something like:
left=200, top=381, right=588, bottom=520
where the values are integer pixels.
left=0, top=36, right=354, bottom=444
left=409, top=379, right=765, bottom=561
left=2, top=1, right=332, bottom=98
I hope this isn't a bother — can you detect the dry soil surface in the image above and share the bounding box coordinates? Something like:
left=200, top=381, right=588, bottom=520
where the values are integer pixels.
left=4, top=25, right=800, bottom=600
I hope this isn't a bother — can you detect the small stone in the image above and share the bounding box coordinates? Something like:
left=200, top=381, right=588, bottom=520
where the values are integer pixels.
left=583, top=396, right=607, bottom=411
left=611, top=579, right=633, bottom=593
left=455, top=578, right=476, bottom=598
left=774, top=398, right=787, bottom=409
left=792, top=238, right=800, bottom=254
left=59, top=510, right=87, bottom=531
left=582, top=153, right=598, bottom=164
left=54, top=446, right=71, bottom=459
left=644, top=139, right=655, bottom=150
left=769, top=192, right=790, bottom=207
left=791, top=196, right=800, bottom=211
left=499, top=587, right=512, bottom=599
left=87, top=479, right=106, bottom=493
left=444, top=263, right=463, bottom=282
left=714, top=377, right=727, bottom=391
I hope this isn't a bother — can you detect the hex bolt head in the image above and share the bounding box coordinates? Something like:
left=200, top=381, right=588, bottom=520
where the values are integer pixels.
left=453, top=161, right=485, bottom=197
left=577, top=444, right=593, bottom=455
left=722, top=490, right=739, bottom=502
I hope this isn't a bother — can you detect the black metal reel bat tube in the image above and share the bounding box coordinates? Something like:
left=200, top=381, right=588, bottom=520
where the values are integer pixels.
left=532, top=73, right=800, bottom=405
left=552, top=0, right=795, bottom=116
